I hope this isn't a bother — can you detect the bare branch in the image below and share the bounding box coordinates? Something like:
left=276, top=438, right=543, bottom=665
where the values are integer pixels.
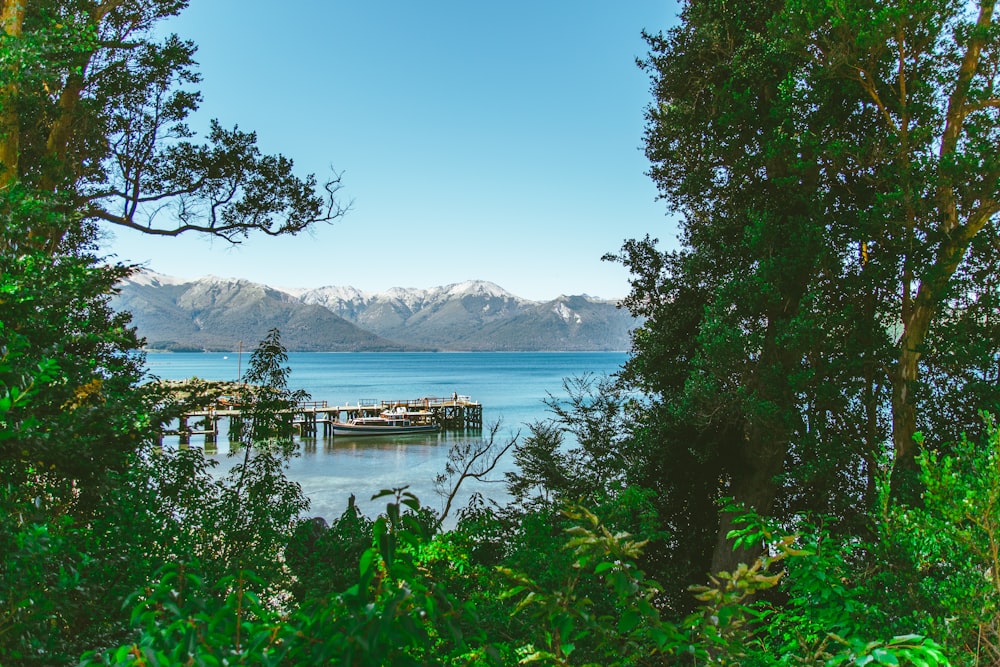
left=434, top=421, right=518, bottom=528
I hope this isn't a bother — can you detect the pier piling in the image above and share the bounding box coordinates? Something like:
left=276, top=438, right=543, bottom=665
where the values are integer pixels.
left=173, top=395, right=483, bottom=447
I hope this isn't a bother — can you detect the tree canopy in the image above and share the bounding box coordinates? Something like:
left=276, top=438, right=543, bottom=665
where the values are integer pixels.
left=0, top=0, right=346, bottom=254
left=610, top=0, right=1000, bottom=575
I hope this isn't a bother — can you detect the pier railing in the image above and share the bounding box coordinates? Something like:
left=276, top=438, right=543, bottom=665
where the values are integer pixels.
left=380, top=396, right=478, bottom=409
left=166, top=393, right=483, bottom=445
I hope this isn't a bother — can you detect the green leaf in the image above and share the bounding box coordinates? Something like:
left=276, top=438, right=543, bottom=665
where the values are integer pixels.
left=618, top=609, right=641, bottom=633
left=387, top=501, right=400, bottom=526
left=378, top=530, right=395, bottom=565
left=871, top=648, right=899, bottom=665
left=594, top=561, right=616, bottom=574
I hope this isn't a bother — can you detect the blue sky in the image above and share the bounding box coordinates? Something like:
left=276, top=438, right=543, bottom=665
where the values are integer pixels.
left=102, top=2, right=682, bottom=301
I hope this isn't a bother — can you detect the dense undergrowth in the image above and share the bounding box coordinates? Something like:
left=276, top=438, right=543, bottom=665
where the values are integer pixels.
left=3, top=325, right=997, bottom=664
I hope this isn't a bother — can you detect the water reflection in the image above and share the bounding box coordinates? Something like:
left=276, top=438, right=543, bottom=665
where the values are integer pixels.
left=170, top=427, right=498, bottom=524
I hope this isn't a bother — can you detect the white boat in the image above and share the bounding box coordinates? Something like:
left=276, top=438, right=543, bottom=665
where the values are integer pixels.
left=331, top=414, right=440, bottom=436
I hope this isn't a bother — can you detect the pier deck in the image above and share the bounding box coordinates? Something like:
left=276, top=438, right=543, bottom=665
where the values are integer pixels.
left=168, top=395, right=483, bottom=444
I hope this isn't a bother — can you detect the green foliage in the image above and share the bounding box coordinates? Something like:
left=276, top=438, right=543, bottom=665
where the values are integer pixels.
left=82, top=489, right=486, bottom=666
left=498, top=506, right=683, bottom=665
left=703, top=508, right=952, bottom=667
left=322, top=487, right=480, bottom=665
left=871, top=415, right=1000, bottom=663
left=0, top=324, right=59, bottom=425
left=0, top=187, right=153, bottom=662
left=81, top=563, right=287, bottom=666
left=284, top=499, right=374, bottom=602
left=0, top=203, right=146, bottom=501
left=80, top=438, right=1000, bottom=667
left=0, top=0, right=345, bottom=248
left=917, top=241, right=1000, bottom=445
left=0, top=312, right=306, bottom=663
left=611, top=0, right=1000, bottom=590
left=0, top=493, right=86, bottom=662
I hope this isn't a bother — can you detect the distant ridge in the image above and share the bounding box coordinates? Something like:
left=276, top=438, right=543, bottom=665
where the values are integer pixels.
left=113, top=272, right=638, bottom=352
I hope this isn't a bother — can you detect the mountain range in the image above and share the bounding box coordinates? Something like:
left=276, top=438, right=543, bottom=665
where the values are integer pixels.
left=112, top=272, right=639, bottom=352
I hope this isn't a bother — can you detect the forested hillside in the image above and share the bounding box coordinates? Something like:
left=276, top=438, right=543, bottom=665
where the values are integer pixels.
left=114, top=273, right=637, bottom=351
left=2, top=1, right=998, bottom=665
left=114, top=273, right=411, bottom=351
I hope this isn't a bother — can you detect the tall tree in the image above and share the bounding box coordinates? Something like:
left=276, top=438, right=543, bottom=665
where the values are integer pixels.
left=0, top=0, right=346, bottom=254
left=626, top=0, right=859, bottom=574
left=0, top=2, right=345, bottom=660
left=791, top=0, right=1000, bottom=466
left=618, top=0, right=1000, bottom=574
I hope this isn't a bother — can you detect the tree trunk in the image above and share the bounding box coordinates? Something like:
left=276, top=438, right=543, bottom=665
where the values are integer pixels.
left=892, top=217, right=994, bottom=468
left=40, top=74, right=85, bottom=191
left=891, top=303, right=931, bottom=468
left=710, top=433, right=786, bottom=574
left=0, top=0, right=26, bottom=188
left=889, top=0, right=996, bottom=470
left=710, top=298, right=803, bottom=574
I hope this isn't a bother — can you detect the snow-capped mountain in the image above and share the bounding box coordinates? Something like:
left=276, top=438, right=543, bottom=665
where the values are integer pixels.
left=112, top=273, right=638, bottom=352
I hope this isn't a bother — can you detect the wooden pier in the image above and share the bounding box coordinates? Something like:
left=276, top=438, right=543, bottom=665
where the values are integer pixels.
left=165, top=395, right=483, bottom=445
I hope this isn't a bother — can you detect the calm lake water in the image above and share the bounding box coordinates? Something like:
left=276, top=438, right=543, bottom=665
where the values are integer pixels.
left=145, top=351, right=628, bottom=522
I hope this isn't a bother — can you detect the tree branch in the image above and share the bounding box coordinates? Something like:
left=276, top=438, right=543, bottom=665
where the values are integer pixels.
left=435, top=421, right=518, bottom=528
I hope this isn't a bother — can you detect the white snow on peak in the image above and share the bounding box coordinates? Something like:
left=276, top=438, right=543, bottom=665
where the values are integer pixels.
left=442, top=280, right=512, bottom=299
left=380, top=286, right=431, bottom=310
left=553, top=302, right=583, bottom=324
left=275, top=285, right=309, bottom=298
left=191, top=274, right=252, bottom=287
left=299, top=285, right=374, bottom=303
left=128, top=269, right=192, bottom=287
left=383, top=286, right=426, bottom=299
left=121, top=272, right=582, bottom=304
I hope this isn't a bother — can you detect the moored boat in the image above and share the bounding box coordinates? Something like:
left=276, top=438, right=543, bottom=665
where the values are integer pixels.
left=331, top=414, right=440, bottom=436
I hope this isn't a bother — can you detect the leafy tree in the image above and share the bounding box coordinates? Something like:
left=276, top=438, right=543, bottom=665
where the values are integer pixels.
left=788, top=0, right=1000, bottom=466
left=618, top=0, right=859, bottom=575
left=0, top=0, right=347, bottom=656
left=507, top=375, right=643, bottom=508
left=0, top=258, right=311, bottom=662
left=0, top=0, right=346, bottom=254
left=614, top=0, right=1000, bottom=576
left=213, top=328, right=309, bottom=597
left=0, top=184, right=157, bottom=663
left=0, top=203, right=143, bottom=491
